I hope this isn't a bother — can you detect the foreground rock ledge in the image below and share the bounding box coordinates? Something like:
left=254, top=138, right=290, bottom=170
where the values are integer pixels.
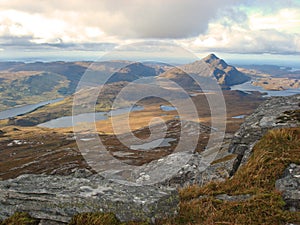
left=0, top=172, right=179, bottom=224
left=229, top=94, right=300, bottom=174
left=276, top=163, right=300, bottom=212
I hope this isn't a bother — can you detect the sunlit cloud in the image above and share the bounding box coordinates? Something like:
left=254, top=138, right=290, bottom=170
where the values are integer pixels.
left=250, top=8, right=300, bottom=33
left=181, top=6, right=300, bottom=54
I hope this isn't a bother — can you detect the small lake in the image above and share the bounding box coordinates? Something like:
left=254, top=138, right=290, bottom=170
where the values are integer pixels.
left=288, top=68, right=300, bottom=72
left=232, top=115, right=246, bottom=119
left=130, top=137, right=176, bottom=150
left=38, top=105, right=144, bottom=128
left=160, top=105, right=176, bottom=111
left=0, top=98, right=63, bottom=120
left=231, top=81, right=300, bottom=97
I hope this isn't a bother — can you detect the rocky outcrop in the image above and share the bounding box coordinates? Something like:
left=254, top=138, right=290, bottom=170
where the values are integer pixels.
left=229, top=94, right=300, bottom=175
left=129, top=133, right=237, bottom=188
left=276, top=164, right=300, bottom=212
left=0, top=170, right=178, bottom=224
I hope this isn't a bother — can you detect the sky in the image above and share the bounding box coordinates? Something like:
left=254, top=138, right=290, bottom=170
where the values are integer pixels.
left=0, top=0, right=300, bottom=63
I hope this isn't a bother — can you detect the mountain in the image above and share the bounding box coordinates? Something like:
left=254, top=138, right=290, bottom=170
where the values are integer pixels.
left=107, top=62, right=160, bottom=83
left=159, top=54, right=250, bottom=89
left=202, top=53, right=250, bottom=85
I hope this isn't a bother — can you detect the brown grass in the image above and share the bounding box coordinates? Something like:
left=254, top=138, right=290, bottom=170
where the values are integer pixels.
left=69, top=212, right=120, bottom=225
left=0, top=126, right=89, bottom=180
left=211, top=154, right=237, bottom=165
left=166, top=128, right=300, bottom=225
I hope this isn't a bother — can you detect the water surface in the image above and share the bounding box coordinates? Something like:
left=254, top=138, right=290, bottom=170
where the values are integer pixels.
left=130, top=138, right=176, bottom=150
left=38, top=105, right=144, bottom=128
left=0, top=98, right=63, bottom=120
left=232, top=115, right=246, bottom=119
left=160, top=105, right=176, bottom=111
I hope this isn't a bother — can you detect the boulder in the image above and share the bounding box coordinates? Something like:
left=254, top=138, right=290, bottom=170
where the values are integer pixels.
left=131, top=134, right=237, bottom=188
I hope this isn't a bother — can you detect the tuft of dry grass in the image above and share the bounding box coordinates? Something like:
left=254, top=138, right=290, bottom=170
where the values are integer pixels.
left=68, top=212, right=151, bottom=225
left=211, top=154, right=237, bottom=165
left=69, top=212, right=120, bottom=225
left=0, top=212, right=39, bottom=225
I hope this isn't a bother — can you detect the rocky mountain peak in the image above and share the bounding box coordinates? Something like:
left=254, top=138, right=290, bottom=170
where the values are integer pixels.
left=202, top=54, right=229, bottom=69
left=203, top=53, right=219, bottom=62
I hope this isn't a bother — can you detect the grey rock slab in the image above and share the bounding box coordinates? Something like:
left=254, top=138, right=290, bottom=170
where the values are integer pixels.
left=0, top=173, right=179, bottom=224
left=131, top=139, right=237, bottom=188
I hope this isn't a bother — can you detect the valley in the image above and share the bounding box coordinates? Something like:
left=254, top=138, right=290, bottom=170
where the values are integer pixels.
left=0, top=54, right=299, bottom=224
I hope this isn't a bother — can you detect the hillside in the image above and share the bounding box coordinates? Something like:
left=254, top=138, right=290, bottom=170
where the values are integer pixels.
left=65, top=127, right=300, bottom=225
left=0, top=95, right=299, bottom=224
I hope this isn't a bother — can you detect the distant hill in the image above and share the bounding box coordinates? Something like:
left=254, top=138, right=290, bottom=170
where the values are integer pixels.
left=0, top=61, right=165, bottom=110
left=159, top=54, right=250, bottom=89
left=0, top=55, right=249, bottom=110
left=107, top=62, right=161, bottom=83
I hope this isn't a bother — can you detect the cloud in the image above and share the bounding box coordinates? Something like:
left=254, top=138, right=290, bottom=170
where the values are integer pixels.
left=182, top=7, right=300, bottom=54
left=0, top=0, right=299, bottom=55
left=0, top=35, right=116, bottom=53
left=0, top=0, right=239, bottom=40
left=239, top=0, right=300, bottom=12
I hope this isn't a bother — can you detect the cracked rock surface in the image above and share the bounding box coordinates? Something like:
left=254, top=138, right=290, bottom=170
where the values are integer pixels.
left=0, top=170, right=179, bottom=224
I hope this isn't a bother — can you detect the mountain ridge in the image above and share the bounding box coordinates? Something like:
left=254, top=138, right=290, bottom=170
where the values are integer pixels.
left=0, top=54, right=249, bottom=111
